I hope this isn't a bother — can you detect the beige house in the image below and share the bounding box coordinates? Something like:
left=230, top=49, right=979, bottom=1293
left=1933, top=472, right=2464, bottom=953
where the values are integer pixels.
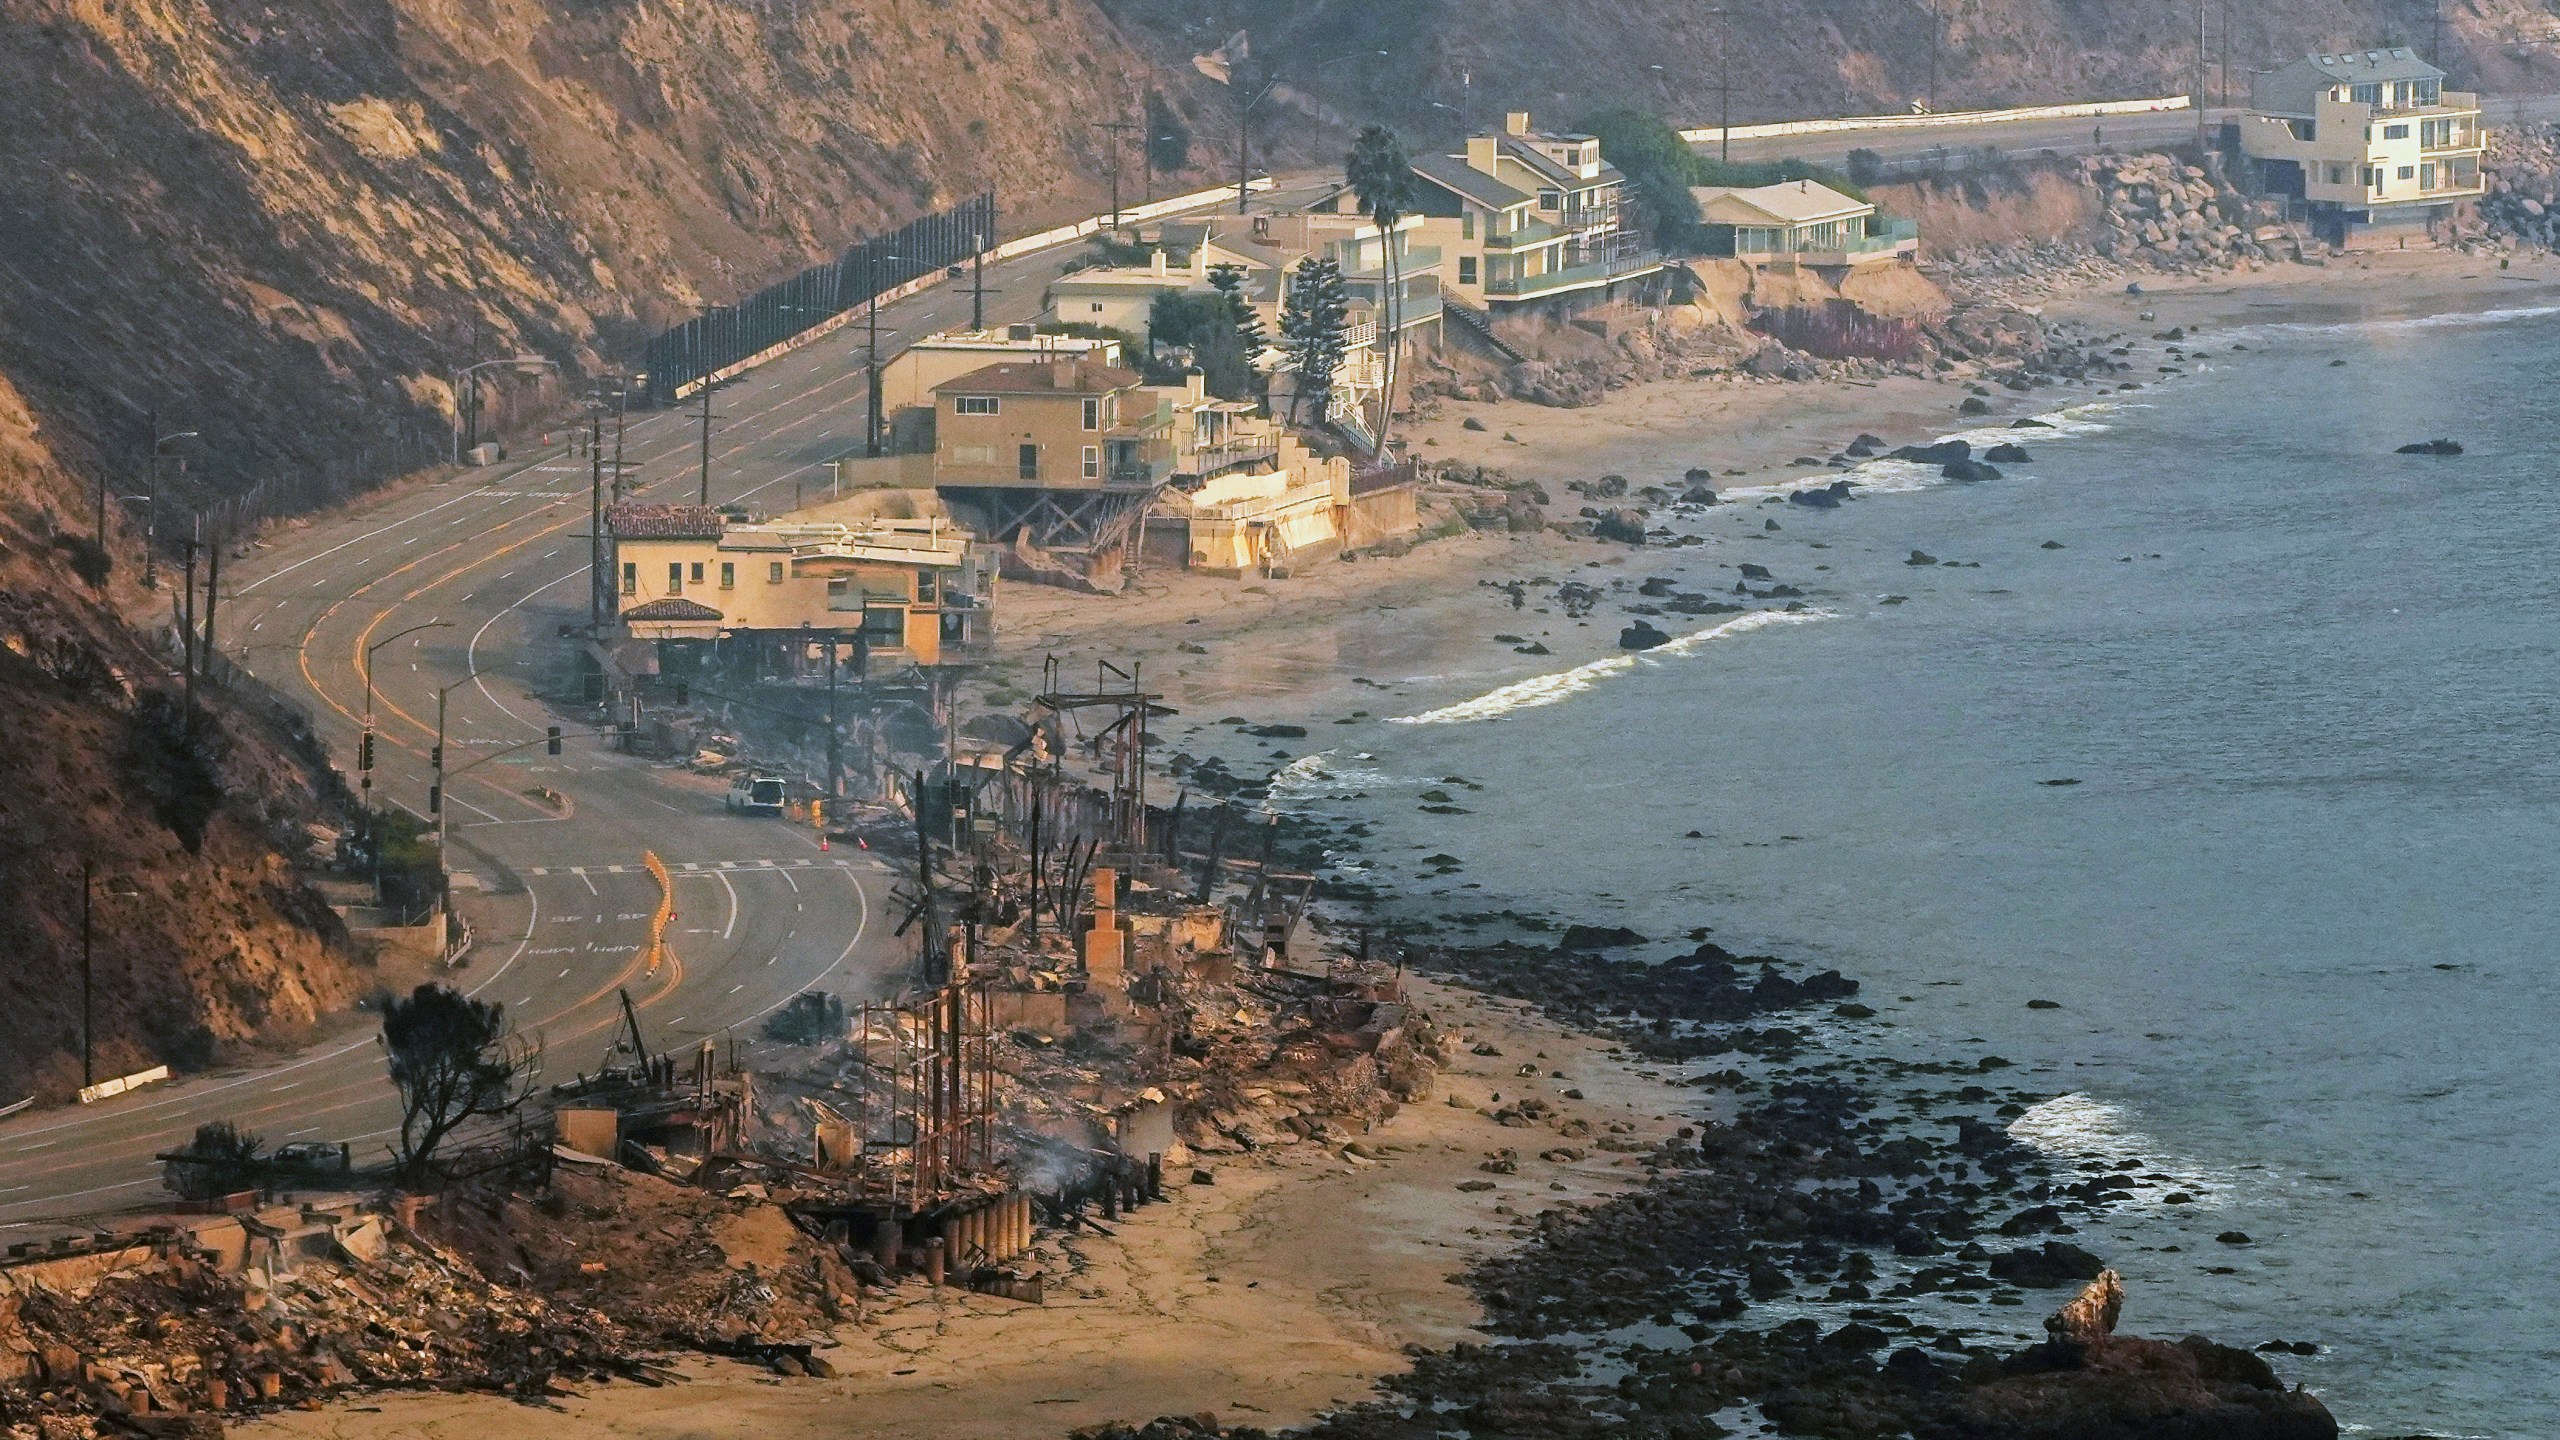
left=1691, top=180, right=1919, bottom=266
left=1137, top=374, right=1422, bottom=575
left=1042, top=235, right=1285, bottom=337
left=608, top=502, right=993, bottom=670
left=874, top=327, right=1123, bottom=454
left=2241, top=48, right=2484, bottom=243
left=930, top=356, right=1175, bottom=584
left=1233, top=205, right=1443, bottom=441
left=1409, top=111, right=1663, bottom=311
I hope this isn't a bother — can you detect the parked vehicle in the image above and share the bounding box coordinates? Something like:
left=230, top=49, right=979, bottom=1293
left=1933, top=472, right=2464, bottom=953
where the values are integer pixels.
left=725, top=774, right=786, bottom=816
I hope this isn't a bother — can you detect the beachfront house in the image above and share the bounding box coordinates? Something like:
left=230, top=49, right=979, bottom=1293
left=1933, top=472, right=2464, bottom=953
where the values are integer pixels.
left=929, top=355, right=1174, bottom=586
left=1409, top=111, right=1664, bottom=316
left=1690, top=180, right=1919, bottom=266
left=2239, top=47, right=2485, bottom=245
left=606, top=501, right=994, bottom=675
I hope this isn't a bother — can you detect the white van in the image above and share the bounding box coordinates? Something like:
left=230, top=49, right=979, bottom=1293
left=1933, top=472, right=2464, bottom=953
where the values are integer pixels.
left=725, top=774, right=786, bottom=816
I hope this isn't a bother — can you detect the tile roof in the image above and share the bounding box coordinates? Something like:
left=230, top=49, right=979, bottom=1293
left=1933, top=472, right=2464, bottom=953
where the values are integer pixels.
left=620, top=596, right=725, bottom=621
left=606, top=503, right=727, bottom=540
left=937, top=357, right=1144, bottom=395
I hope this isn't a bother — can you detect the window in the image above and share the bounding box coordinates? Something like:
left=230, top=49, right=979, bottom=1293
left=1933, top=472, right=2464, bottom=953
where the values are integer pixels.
left=2384, top=123, right=2410, bottom=139
left=1083, top=397, right=1100, bottom=430
left=1458, top=255, right=1479, bottom=285
left=1089, top=302, right=1104, bottom=314
left=916, top=569, right=939, bottom=605
left=954, top=395, right=999, bottom=416
left=2365, top=165, right=2382, bottom=191
left=2285, top=118, right=2316, bottom=142
left=2327, top=162, right=2350, bottom=185
left=719, top=561, right=734, bottom=589
left=621, top=562, right=636, bottom=596
left=2414, top=80, right=2441, bottom=106
left=667, top=562, right=684, bottom=594
left=1538, top=188, right=1561, bottom=211
left=1017, top=443, right=1039, bottom=481
left=2420, top=161, right=2437, bottom=189
left=767, top=561, right=784, bottom=584
left=862, top=606, right=907, bottom=648
left=1082, top=444, right=1101, bottom=480
left=1461, top=212, right=1475, bottom=240
left=2352, top=83, right=2382, bottom=106
left=2397, top=164, right=2415, bottom=180
left=688, top=562, right=704, bottom=584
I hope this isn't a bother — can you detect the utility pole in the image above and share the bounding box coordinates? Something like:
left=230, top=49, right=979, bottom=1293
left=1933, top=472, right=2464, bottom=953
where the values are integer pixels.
left=1705, top=9, right=1737, bottom=162
left=696, top=379, right=714, bottom=505
left=1927, top=0, right=1940, bottom=114
left=2196, top=0, right=2209, bottom=149
left=590, top=407, right=612, bottom=632
left=826, top=637, right=842, bottom=798
left=611, top=380, right=630, bottom=499
left=200, top=527, right=219, bottom=682
left=867, top=279, right=890, bottom=457
left=79, top=860, right=93, bottom=1090
left=178, top=534, right=199, bottom=745
left=1098, top=117, right=1141, bottom=229
left=971, top=234, right=986, bottom=331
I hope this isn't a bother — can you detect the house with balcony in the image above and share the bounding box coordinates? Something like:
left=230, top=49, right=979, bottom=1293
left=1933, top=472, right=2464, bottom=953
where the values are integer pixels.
left=1041, top=232, right=1288, bottom=337
left=1691, top=179, right=1920, bottom=267
left=1138, top=374, right=1420, bottom=576
left=1233, top=204, right=1445, bottom=442
left=928, top=356, right=1174, bottom=588
left=2240, top=48, right=2485, bottom=243
left=1409, top=111, right=1664, bottom=315
left=606, top=502, right=994, bottom=677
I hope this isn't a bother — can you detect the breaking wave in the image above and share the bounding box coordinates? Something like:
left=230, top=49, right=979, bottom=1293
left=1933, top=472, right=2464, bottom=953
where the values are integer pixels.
left=1715, top=401, right=2130, bottom=503
left=1387, top=608, right=1835, bottom=726
left=2008, top=1092, right=2241, bottom=1210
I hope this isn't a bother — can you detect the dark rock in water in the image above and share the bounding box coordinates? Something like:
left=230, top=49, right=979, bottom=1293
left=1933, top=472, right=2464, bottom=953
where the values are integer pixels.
left=2216, top=1231, right=2254, bottom=1246
left=1998, top=1204, right=2067, bottom=1235
left=1638, top=576, right=1678, bottom=597
left=1592, top=509, right=1649, bottom=545
left=1959, top=396, right=1992, bottom=415
left=1558, top=923, right=1647, bottom=951
left=2040, top=539, right=2066, bottom=549
left=1680, top=484, right=1720, bottom=505
left=1853, top=433, right=1885, bottom=449
left=1765, top=518, right=1781, bottom=531
left=1942, top=459, right=2003, bottom=483
left=1845, top=440, right=1878, bottom=458
left=1890, top=440, right=1971, bottom=465
left=1591, top=473, right=1630, bottom=497
left=2394, top=438, right=2464, bottom=455
left=1788, top=486, right=1842, bottom=509
left=1684, top=466, right=1716, bottom=484
left=1983, top=442, right=2032, bottom=463
left=1738, top=562, right=1774, bottom=580
left=1905, top=550, right=1939, bottom=566
left=1242, top=723, right=1307, bottom=739
left=2038, top=777, right=2081, bottom=787
left=1618, top=620, right=1672, bottom=651
left=1989, top=1241, right=2106, bottom=1289
left=2329, top=358, right=2348, bottom=367
left=2011, top=417, right=2056, bottom=428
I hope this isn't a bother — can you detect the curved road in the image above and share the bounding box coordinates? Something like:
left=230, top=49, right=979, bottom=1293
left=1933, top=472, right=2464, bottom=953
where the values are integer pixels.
left=0, top=178, right=1331, bottom=1229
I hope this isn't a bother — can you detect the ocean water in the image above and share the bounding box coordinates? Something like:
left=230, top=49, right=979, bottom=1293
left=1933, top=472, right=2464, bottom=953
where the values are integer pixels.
left=1301, top=303, right=2560, bottom=1432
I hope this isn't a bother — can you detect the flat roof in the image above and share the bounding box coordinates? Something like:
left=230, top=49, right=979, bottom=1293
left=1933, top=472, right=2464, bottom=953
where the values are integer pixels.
left=937, top=357, right=1144, bottom=395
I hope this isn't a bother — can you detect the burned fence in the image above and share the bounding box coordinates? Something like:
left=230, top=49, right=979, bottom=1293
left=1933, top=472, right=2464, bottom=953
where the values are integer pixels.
left=638, top=191, right=997, bottom=408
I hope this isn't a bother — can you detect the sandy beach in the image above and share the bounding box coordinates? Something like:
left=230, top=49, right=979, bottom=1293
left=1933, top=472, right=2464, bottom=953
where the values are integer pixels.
left=233, top=243, right=2560, bottom=1440
left=244, top=977, right=1696, bottom=1440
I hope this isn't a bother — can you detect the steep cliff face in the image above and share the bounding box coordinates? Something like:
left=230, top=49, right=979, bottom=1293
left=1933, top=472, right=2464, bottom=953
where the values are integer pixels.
left=0, top=0, right=1212, bottom=511
left=0, top=377, right=359, bottom=1103
left=1108, top=0, right=2560, bottom=142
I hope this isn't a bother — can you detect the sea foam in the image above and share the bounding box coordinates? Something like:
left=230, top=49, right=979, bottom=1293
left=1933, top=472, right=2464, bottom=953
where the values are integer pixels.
left=2008, top=1092, right=2242, bottom=1210
left=1387, top=608, right=1835, bottom=726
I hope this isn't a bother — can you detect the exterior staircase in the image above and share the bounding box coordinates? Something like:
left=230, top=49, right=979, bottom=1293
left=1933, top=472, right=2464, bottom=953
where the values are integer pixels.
left=1442, top=296, right=1525, bottom=364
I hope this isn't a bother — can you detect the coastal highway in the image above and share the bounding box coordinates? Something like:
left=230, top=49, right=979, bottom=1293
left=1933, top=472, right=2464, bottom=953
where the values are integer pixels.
left=0, top=176, right=1330, bottom=1229
left=1717, top=93, right=2560, bottom=168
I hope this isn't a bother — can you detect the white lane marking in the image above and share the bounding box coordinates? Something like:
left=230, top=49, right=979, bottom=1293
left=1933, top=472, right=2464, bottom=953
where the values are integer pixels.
left=0, top=871, right=527, bottom=1145
left=744, top=866, right=872, bottom=1025
left=780, top=868, right=800, bottom=893
left=468, top=568, right=578, bottom=728
left=577, top=870, right=598, bottom=896
left=718, top=870, right=740, bottom=940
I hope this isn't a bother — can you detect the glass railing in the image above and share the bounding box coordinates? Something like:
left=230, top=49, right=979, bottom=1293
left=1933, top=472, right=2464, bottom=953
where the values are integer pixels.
left=1483, top=249, right=1664, bottom=297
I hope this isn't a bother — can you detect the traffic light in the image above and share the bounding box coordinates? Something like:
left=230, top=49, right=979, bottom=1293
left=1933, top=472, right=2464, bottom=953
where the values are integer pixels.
left=810, top=799, right=824, bottom=828
left=429, top=744, right=442, bottom=770
left=428, top=784, right=441, bottom=815
left=358, top=731, right=374, bottom=771
left=546, top=725, right=562, bottom=755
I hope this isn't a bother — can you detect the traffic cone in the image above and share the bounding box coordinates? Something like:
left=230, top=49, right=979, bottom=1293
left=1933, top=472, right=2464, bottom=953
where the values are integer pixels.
left=819, top=833, right=830, bottom=851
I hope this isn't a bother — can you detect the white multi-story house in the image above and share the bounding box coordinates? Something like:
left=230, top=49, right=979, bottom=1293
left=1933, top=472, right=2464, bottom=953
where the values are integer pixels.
left=2239, top=47, right=2485, bottom=244
left=1408, top=111, right=1663, bottom=312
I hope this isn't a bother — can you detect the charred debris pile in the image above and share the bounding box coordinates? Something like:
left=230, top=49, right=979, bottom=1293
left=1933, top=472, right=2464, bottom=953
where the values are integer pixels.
left=0, top=669, right=1453, bottom=1436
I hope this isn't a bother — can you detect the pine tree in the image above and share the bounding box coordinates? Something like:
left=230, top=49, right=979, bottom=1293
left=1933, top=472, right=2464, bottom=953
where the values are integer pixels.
left=1278, top=256, right=1349, bottom=426
left=1208, top=263, right=1266, bottom=357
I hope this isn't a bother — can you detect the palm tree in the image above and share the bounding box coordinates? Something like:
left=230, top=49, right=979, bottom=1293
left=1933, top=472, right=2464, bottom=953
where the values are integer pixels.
left=1344, top=125, right=1417, bottom=454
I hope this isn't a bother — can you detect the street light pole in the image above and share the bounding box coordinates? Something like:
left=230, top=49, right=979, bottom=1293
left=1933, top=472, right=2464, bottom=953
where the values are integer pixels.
left=867, top=254, right=904, bottom=458
left=79, top=859, right=93, bottom=1090
left=449, top=357, right=559, bottom=466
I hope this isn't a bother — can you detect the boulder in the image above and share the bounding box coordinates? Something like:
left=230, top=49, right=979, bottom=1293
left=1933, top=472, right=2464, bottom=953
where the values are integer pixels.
left=1618, top=620, right=1672, bottom=651
left=1680, top=485, right=1720, bottom=505
left=1989, top=1240, right=2106, bottom=1289
left=1959, top=396, right=1992, bottom=415
left=1889, top=440, right=1971, bottom=465
left=1591, top=509, right=1649, bottom=545
left=1942, top=459, right=2004, bottom=483
left=1983, top=442, right=2032, bottom=463
left=2394, top=438, right=2464, bottom=455
left=1558, top=923, right=1647, bottom=950
left=1787, top=487, right=1842, bottom=509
